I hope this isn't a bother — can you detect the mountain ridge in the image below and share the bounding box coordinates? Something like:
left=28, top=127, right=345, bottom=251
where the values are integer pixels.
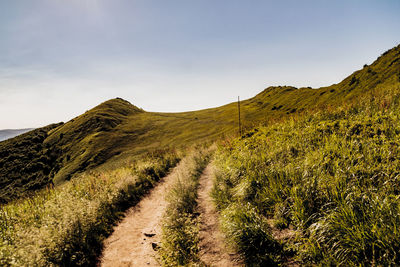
left=0, top=44, right=399, bottom=203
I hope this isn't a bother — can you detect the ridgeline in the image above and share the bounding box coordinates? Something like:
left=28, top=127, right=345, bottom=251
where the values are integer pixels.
left=1, top=44, right=399, bottom=203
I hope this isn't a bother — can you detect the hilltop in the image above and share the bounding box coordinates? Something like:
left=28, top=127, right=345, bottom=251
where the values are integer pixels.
left=211, top=49, right=400, bottom=266
left=0, top=44, right=399, bottom=203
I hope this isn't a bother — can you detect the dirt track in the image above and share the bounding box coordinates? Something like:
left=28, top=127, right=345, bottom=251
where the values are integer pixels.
left=99, top=162, right=182, bottom=267
left=197, top=164, right=243, bottom=267
left=99, top=161, right=242, bottom=266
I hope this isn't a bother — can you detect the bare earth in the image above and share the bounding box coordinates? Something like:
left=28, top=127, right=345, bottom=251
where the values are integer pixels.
left=99, top=162, right=182, bottom=267
left=197, top=164, right=244, bottom=267
left=99, top=161, right=242, bottom=267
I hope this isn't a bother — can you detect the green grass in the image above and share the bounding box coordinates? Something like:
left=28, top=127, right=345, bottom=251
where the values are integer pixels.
left=0, top=43, right=399, bottom=266
left=212, top=84, right=400, bottom=265
left=0, top=150, right=180, bottom=266
left=1, top=44, right=399, bottom=203
left=159, top=146, right=212, bottom=266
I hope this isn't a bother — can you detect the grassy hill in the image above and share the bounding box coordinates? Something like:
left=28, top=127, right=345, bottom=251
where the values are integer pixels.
left=0, top=44, right=399, bottom=203
left=212, top=78, right=400, bottom=266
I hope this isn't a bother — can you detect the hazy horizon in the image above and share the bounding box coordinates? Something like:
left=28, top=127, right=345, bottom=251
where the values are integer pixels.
left=1, top=0, right=399, bottom=129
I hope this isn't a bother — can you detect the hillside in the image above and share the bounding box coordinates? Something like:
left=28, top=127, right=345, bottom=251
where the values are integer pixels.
left=212, top=82, right=400, bottom=265
left=0, top=44, right=399, bottom=202
left=0, top=124, right=63, bottom=203
left=0, top=128, right=34, bottom=142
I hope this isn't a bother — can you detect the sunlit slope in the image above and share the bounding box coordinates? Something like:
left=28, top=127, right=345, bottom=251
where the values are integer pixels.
left=112, top=43, right=400, bottom=159
left=247, top=44, right=400, bottom=120
left=44, top=98, right=143, bottom=184
left=0, top=44, right=399, bottom=202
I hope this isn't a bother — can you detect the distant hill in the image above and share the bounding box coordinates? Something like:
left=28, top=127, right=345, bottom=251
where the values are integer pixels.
left=0, top=44, right=399, bottom=203
left=0, top=128, right=34, bottom=142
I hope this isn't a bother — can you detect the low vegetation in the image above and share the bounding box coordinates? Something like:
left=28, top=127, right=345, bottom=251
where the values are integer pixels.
left=0, top=150, right=179, bottom=266
left=0, top=43, right=399, bottom=266
left=212, top=85, right=400, bottom=265
left=159, top=146, right=212, bottom=266
left=1, top=44, right=398, bottom=203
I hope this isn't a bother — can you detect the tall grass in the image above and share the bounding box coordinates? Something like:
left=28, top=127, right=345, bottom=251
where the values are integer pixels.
left=159, top=146, right=212, bottom=266
left=0, top=150, right=180, bottom=266
left=212, top=85, right=400, bottom=265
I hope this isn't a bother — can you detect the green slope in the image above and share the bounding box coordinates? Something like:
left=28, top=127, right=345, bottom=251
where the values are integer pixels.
left=0, top=44, right=399, bottom=202
left=211, top=75, right=400, bottom=266
left=44, top=97, right=143, bottom=184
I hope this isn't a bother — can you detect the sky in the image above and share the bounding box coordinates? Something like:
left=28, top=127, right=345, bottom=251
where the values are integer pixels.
left=0, top=0, right=399, bottom=129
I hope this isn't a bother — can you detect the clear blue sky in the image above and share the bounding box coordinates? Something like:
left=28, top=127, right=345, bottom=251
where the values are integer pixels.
left=0, top=0, right=399, bottom=128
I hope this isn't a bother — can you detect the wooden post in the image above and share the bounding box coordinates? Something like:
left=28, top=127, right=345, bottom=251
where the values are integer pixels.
left=238, top=96, right=242, bottom=136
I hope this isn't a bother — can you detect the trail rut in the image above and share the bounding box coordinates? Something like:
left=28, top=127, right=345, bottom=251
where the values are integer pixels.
left=197, top=164, right=243, bottom=267
left=99, top=162, right=182, bottom=267
left=99, top=160, right=242, bottom=267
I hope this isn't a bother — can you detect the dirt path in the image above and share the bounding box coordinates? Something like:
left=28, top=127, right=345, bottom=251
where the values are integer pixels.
left=99, top=162, right=182, bottom=267
left=197, top=164, right=244, bottom=267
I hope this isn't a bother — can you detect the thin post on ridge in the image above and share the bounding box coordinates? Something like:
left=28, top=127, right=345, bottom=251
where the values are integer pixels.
left=238, top=96, right=241, bottom=136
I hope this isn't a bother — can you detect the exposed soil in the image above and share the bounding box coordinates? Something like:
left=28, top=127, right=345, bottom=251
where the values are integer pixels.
left=197, top=164, right=244, bottom=267
left=99, top=161, right=243, bottom=267
left=99, top=162, right=182, bottom=267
